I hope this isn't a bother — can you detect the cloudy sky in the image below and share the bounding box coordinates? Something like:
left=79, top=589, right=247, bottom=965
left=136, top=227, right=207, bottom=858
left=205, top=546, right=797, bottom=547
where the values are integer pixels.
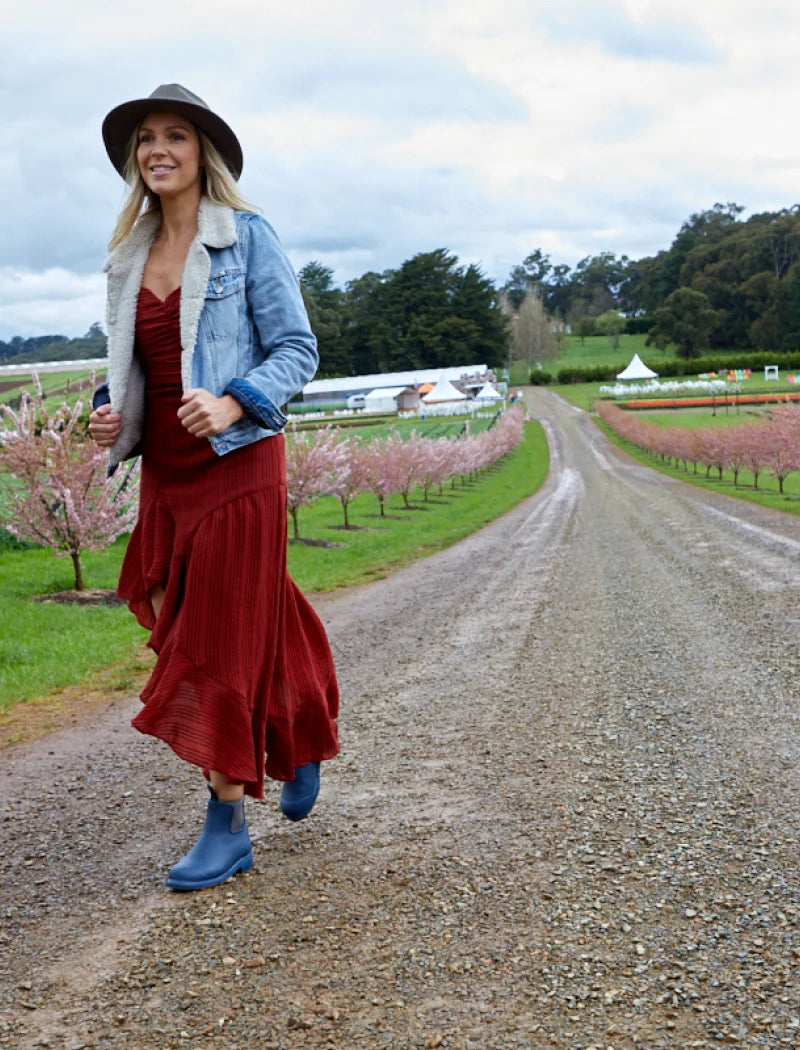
left=1, top=0, right=798, bottom=340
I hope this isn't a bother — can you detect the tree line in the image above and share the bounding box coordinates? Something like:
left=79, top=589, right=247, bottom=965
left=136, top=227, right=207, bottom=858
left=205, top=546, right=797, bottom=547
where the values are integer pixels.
left=0, top=324, right=107, bottom=365
left=509, top=203, right=800, bottom=359
left=5, top=202, right=800, bottom=370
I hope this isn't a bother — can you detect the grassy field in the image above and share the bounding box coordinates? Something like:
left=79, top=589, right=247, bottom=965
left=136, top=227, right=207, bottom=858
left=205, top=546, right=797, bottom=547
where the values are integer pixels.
left=550, top=333, right=656, bottom=371
left=0, top=369, right=100, bottom=417
left=0, top=419, right=548, bottom=713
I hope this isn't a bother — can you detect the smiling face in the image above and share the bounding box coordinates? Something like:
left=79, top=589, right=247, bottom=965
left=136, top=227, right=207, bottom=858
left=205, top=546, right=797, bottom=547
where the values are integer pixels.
left=136, top=111, right=203, bottom=201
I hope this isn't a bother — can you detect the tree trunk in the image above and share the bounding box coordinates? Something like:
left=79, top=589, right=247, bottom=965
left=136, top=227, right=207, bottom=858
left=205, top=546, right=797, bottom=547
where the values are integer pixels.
left=290, top=506, right=301, bottom=540
left=71, top=551, right=84, bottom=591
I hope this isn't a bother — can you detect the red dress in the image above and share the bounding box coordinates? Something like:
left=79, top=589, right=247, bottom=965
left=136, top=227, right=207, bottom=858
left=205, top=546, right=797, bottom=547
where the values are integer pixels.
left=118, top=286, right=339, bottom=798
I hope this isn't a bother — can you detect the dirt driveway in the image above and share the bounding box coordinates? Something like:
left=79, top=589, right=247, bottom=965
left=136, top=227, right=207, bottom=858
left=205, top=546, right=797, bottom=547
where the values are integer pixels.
left=2, top=388, right=799, bottom=1049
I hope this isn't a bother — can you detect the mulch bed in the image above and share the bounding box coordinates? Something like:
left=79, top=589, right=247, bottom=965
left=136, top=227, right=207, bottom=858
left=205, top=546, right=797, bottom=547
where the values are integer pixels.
left=34, top=589, right=126, bottom=607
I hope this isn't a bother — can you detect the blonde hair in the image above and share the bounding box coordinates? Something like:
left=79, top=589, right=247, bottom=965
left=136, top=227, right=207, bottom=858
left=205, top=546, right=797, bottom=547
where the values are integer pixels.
left=108, top=123, right=257, bottom=250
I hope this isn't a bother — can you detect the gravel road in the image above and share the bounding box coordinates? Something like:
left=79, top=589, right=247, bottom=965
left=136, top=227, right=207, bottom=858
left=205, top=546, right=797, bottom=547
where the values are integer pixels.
left=2, top=388, right=799, bottom=1050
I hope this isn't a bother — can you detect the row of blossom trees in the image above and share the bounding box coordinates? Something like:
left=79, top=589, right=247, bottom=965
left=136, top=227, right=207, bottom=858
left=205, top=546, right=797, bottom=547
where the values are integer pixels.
left=597, top=400, right=800, bottom=493
left=0, top=374, right=524, bottom=586
left=286, top=408, right=524, bottom=539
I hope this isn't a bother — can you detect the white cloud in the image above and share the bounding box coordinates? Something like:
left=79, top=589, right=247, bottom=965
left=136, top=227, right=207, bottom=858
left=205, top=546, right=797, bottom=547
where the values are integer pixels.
left=1, top=0, right=800, bottom=335
left=0, top=269, right=106, bottom=341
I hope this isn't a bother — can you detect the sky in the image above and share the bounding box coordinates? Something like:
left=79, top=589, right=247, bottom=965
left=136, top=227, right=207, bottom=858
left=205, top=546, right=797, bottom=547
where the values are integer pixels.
left=1, top=0, right=799, bottom=340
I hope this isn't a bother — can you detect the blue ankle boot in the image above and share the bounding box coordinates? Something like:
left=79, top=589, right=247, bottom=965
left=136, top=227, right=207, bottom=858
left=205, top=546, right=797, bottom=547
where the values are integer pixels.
left=167, top=788, right=253, bottom=891
left=280, top=762, right=321, bottom=822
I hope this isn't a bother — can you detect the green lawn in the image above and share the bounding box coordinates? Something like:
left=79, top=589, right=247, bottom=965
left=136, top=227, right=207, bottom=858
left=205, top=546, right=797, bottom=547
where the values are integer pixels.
left=0, top=535, right=149, bottom=713
left=0, top=420, right=548, bottom=712
left=548, top=333, right=658, bottom=371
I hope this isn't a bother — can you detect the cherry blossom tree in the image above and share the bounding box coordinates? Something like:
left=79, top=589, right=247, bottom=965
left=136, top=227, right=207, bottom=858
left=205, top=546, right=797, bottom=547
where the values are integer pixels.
left=285, top=425, right=347, bottom=540
left=359, top=435, right=402, bottom=517
left=761, top=407, right=800, bottom=493
left=0, top=374, right=139, bottom=591
left=388, top=432, right=429, bottom=508
left=326, top=437, right=368, bottom=527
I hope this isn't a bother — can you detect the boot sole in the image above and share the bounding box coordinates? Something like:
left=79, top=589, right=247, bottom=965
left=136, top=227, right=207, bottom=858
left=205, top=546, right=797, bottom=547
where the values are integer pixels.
left=167, top=850, right=253, bottom=892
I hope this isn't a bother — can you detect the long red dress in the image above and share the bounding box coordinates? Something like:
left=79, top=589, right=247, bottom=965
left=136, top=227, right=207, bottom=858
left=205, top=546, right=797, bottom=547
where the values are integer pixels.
left=118, top=286, right=339, bottom=798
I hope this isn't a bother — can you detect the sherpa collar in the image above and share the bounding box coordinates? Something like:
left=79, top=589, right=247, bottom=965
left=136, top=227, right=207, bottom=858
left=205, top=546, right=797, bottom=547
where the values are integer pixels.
left=104, top=197, right=237, bottom=273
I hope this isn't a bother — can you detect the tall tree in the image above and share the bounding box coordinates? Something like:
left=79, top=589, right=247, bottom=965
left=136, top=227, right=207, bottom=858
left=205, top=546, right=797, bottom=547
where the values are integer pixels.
left=647, top=288, right=719, bottom=358
left=298, top=261, right=349, bottom=377
left=512, top=289, right=556, bottom=367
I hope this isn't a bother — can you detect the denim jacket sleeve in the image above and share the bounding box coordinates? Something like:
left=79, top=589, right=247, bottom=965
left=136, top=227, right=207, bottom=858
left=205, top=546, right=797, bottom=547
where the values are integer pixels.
left=222, top=213, right=317, bottom=430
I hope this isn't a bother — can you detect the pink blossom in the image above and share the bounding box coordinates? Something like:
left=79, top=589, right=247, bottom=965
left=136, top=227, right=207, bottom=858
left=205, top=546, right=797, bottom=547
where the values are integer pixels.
left=0, top=374, right=140, bottom=591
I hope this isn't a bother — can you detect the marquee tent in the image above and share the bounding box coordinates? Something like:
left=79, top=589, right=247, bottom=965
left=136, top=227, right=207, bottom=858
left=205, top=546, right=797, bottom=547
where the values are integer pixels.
left=421, top=376, right=468, bottom=403
left=616, top=354, right=658, bottom=380
left=473, top=381, right=503, bottom=401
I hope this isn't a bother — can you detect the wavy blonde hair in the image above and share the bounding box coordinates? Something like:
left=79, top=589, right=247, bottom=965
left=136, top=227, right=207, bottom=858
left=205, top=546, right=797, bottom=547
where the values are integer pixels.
left=108, top=123, right=257, bottom=250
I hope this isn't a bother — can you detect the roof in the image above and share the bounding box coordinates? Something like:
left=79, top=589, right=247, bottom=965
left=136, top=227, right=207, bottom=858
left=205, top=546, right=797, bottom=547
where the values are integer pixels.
left=422, top=376, right=468, bottom=403
left=363, top=386, right=410, bottom=401
left=304, top=365, right=488, bottom=396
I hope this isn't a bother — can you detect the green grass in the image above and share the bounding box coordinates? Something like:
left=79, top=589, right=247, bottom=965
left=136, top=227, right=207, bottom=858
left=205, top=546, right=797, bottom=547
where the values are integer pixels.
left=0, top=536, right=147, bottom=712
left=549, top=333, right=658, bottom=371
left=643, top=410, right=759, bottom=428
left=0, top=420, right=548, bottom=712
left=0, top=370, right=100, bottom=418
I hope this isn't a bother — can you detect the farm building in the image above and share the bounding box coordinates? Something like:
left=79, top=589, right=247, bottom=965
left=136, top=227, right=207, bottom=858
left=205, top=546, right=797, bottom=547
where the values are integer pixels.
left=301, top=365, right=491, bottom=406
left=363, top=386, right=420, bottom=413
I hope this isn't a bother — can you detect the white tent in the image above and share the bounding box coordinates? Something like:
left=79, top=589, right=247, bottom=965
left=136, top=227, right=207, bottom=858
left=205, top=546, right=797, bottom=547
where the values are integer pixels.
left=616, top=353, right=658, bottom=380
left=421, top=376, right=468, bottom=403
left=473, top=381, right=503, bottom=401
left=363, top=386, right=412, bottom=413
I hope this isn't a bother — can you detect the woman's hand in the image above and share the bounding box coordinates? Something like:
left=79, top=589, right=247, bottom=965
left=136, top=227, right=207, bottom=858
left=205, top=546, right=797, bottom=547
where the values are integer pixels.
left=178, top=389, right=244, bottom=437
left=88, top=403, right=123, bottom=448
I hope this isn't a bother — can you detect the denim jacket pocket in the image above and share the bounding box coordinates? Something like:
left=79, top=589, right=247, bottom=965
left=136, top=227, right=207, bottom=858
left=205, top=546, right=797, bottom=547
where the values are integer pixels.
left=205, top=267, right=245, bottom=300
left=201, top=268, right=245, bottom=349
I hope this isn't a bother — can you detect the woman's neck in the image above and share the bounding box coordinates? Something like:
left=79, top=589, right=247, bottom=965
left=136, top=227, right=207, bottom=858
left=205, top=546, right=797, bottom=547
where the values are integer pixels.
left=157, top=189, right=202, bottom=245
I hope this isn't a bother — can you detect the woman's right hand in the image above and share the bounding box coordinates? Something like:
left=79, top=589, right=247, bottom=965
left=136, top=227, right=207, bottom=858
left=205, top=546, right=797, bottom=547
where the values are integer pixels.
left=88, top=403, right=123, bottom=448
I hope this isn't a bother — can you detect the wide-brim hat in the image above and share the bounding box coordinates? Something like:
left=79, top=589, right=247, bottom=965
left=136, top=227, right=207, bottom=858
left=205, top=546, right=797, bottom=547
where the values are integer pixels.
left=102, top=83, right=243, bottom=180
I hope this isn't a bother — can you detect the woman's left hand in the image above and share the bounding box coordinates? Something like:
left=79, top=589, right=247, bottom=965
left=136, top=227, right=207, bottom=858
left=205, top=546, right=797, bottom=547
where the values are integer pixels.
left=178, top=389, right=245, bottom=437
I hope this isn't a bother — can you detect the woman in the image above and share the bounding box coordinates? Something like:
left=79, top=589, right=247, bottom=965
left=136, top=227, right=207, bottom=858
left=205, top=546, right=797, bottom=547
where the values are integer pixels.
left=89, top=84, right=339, bottom=891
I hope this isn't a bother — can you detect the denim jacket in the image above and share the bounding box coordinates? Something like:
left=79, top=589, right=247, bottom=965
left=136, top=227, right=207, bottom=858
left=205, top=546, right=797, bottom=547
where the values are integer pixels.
left=100, top=199, right=317, bottom=470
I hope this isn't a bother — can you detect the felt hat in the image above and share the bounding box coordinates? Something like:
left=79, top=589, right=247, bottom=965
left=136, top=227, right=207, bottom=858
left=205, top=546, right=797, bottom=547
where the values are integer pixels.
left=102, top=83, right=243, bottom=180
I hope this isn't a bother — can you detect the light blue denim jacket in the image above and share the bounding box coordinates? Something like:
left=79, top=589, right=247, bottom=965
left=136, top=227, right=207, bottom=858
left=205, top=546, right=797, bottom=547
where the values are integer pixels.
left=100, top=199, right=316, bottom=470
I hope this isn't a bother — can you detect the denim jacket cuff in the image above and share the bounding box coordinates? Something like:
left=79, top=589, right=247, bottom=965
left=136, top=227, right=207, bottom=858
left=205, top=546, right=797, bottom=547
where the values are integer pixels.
left=92, top=383, right=111, bottom=410
left=224, top=378, right=288, bottom=432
